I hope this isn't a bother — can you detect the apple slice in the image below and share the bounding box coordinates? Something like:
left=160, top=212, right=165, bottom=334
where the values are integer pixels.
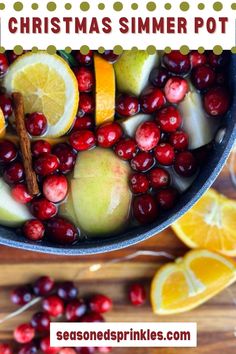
left=119, top=114, right=152, bottom=137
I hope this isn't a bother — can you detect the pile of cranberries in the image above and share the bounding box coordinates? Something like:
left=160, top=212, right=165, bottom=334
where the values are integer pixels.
left=0, top=276, right=146, bottom=354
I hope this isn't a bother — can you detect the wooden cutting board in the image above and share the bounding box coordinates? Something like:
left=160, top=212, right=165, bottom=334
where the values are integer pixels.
left=0, top=153, right=235, bottom=354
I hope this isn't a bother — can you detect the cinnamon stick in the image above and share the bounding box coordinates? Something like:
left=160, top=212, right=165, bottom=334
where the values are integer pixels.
left=12, top=92, right=39, bottom=196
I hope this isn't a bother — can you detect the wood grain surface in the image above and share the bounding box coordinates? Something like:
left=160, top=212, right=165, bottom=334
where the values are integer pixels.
left=0, top=153, right=235, bottom=354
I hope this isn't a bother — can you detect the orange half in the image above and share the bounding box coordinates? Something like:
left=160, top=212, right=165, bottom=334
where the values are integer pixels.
left=0, top=108, right=6, bottom=138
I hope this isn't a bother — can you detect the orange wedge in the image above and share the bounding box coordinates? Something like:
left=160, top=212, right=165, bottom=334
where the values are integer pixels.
left=151, top=249, right=236, bottom=315
left=94, top=54, right=115, bottom=126
left=0, top=108, right=6, bottom=138
left=172, top=189, right=236, bottom=256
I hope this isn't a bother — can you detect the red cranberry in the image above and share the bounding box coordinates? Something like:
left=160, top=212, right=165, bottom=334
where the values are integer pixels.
left=75, top=348, right=95, bottom=354
left=131, top=152, right=154, bottom=172
left=189, top=51, right=207, bottom=68
left=129, top=283, right=146, bottom=306
left=57, top=281, right=78, bottom=301
left=0, top=140, right=17, bottom=163
left=208, top=52, right=229, bottom=68
left=45, top=217, right=78, bottom=245
left=135, top=121, right=160, bottom=151
left=75, top=50, right=93, bottom=66
left=97, top=122, right=123, bottom=148
left=0, top=54, right=9, bottom=77
left=40, top=336, right=60, bottom=354
left=43, top=175, right=68, bottom=203
left=69, top=130, right=96, bottom=151
left=23, top=220, right=45, bottom=241
left=164, top=77, right=189, bottom=104
left=60, top=350, right=77, bottom=354
left=204, top=87, right=230, bottom=116
left=42, top=295, right=64, bottom=317
left=96, top=348, right=112, bottom=353
left=156, top=188, right=178, bottom=210
left=52, top=143, right=76, bottom=174
left=7, top=51, right=20, bottom=64
left=34, top=154, right=59, bottom=176
left=0, top=344, right=12, bottom=354
left=149, top=168, right=170, bottom=189
left=0, top=95, right=12, bottom=118
left=4, top=162, right=24, bottom=184
left=73, top=115, right=93, bottom=131
left=149, top=67, right=169, bottom=88
left=78, top=93, right=95, bottom=115
left=114, top=138, right=137, bottom=160
left=133, top=194, right=158, bottom=224
left=191, top=65, right=216, bottom=90
left=74, top=67, right=94, bottom=93
left=18, top=342, right=38, bottom=354
left=89, top=294, right=112, bottom=314
left=102, top=51, right=119, bottom=63
left=163, top=51, right=190, bottom=75
left=156, top=106, right=182, bottom=133
left=14, top=324, right=35, bottom=344
left=80, top=312, right=105, bottom=322
left=31, top=312, right=50, bottom=332
left=154, top=143, right=175, bottom=166
left=169, top=130, right=189, bottom=150
left=31, top=140, right=51, bottom=157
left=30, top=199, right=57, bottom=221
left=174, top=151, right=198, bottom=177
left=140, top=87, right=166, bottom=114
left=11, top=286, right=33, bottom=306
left=11, top=184, right=33, bottom=204
left=65, top=299, right=87, bottom=321
left=116, top=94, right=139, bottom=117
left=129, top=173, right=149, bottom=194
left=25, top=113, right=47, bottom=136
left=33, top=276, right=55, bottom=296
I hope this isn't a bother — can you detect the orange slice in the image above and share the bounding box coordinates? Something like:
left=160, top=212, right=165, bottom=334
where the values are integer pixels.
left=94, top=54, right=115, bottom=126
left=172, top=189, right=236, bottom=256
left=151, top=249, right=236, bottom=315
left=0, top=108, right=6, bottom=138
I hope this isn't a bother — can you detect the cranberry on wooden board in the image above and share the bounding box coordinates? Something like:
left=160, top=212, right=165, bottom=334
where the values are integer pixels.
left=4, top=162, right=24, bottom=184
left=191, top=65, right=216, bottom=90
left=57, top=281, right=78, bottom=301
left=43, top=175, right=68, bottom=203
left=156, top=188, right=178, bottom=210
left=34, top=154, right=59, bottom=176
left=31, top=140, right=51, bottom=157
left=42, top=295, right=64, bottom=317
left=96, top=122, right=123, bottom=148
left=0, top=344, right=12, bottom=354
left=69, top=130, right=96, bottom=151
left=149, top=67, right=169, bottom=88
left=0, top=95, right=12, bottom=118
left=52, top=143, right=76, bottom=174
left=154, top=143, right=175, bottom=166
left=11, top=184, right=33, bottom=204
left=140, top=87, right=166, bottom=114
left=97, top=348, right=112, bottom=353
left=169, top=131, right=189, bottom=151
left=33, top=276, right=55, bottom=296
left=25, top=113, right=47, bottom=136
left=14, top=324, right=35, bottom=344
left=129, top=173, right=149, bottom=194
left=156, top=106, right=182, bottom=133
left=174, top=151, right=198, bottom=177
left=135, top=121, right=160, bottom=152
left=130, top=152, right=154, bottom=172
left=128, top=283, right=146, bottom=306
left=89, top=294, right=113, bottom=314
left=149, top=168, right=170, bottom=189
left=114, top=138, right=137, bottom=160
left=31, top=312, right=51, bottom=332
left=133, top=194, right=158, bottom=224
left=116, top=94, right=139, bottom=117
left=73, top=115, right=94, bottom=131
left=203, top=87, right=230, bottom=116
left=23, top=220, right=45, bottom=241
left=30, top=199, right=57, bottom=221
left=75, top=50, right=93, bottom=66
left=0, top=140, right=17, bottom=163
left=45, top=217, right=78, bottom=245
left=11, top=286, right=33, bottom=306
left=74, top=67, right=94, bottom=93
left=164, top=77, right=189, bottom=104
left=40, top=336, right=60, bottom=354
left=65, top=299, right=87, bottom=321
left=163, top=51, right=191, bottom=75
left=78, top=93, right=95, bottom=115
left=189, top=51, right=207, bottom=68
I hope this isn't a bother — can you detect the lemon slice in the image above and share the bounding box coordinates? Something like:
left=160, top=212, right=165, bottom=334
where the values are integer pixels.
left=4, top=51, right=79, bottom=138
left=0, top=108, right=6, bottom=138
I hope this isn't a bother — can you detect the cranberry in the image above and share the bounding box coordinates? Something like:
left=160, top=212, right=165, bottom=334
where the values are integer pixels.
left=208, top=52, right=229, bottom=68
left=4, top=162, right=24, bottom=184
left=73, top=115, right=93, bottom=131
left=79, top=93, right=95, bottom=115
left=174, top=151, right=198, bottom=177
left=76, top=348, right=95, bottom=354
left=102, top=51, right=119, bottom=63
left=7, top=51, right=20, bottom=64
left=189, top=51, right=207, bottom=68
left=164, top=77, right=189, bottom=104
left=0, top=95, right=12, bottom=118
left=25, top=113, right=47, bottom=136
left=156, top=106, right=182, bottom=133
left=96, top=348, right=112, bottom=353
left=14, top=324, right=35, bottom=344
left=129, top=173, right=149, bottom=194
left=163, top=51, right=190, bottom=75
left=43, top=175, right=68, bottom=203
left=135, top=121, right=160, bottom=152
left=11, top=184, right=33, bottom=204
left=31, top=199, right=57, bottom=221
left=89, top=294, right=112, bottom=314
left=204, top=87, right=230, bottom=116
left=74, top=67, right=94, bottom=93
left=156, top=188, right=178, bottom=210
left=149, top=168, right=170, bottom=189
left=33, top=276, right=55, bottom=296
left=0, top=140, right=17, bottom=163
left=0, top=54, right=8, bottom=77
left=65, top=299, right=87, bottom=321
left=80, top=312, right=105, bottom=322
left=169, top=130, right=189, bottom=151
left=40, top=336, right=60, bottom=354
left=75, top=50, right=93, bottom=66
left=69, top=130, right=96, bottom=151
left=154, top=143, right=175, bottom=166
left=140, top=87, right=166, bottom=114
left=97, top=122, right=123, bottom=148
left=149, top=67, right=169, bottom=88
left=18, top=342, right=38, bottom=354
left=42, top=295, right=64, bottom=317
left=31, top=312, right=50, bottom=332
left=34, top=154, right=59, bottom=176
left=114, top=138, right=137, bottom=160
left=0, top=344, right=12, bottom=354
left=191, top=65, right=216, bottom=90
left=31, top=140, right=51, bottom=157
left=60, top=350, right=77, bottom=354
left=133, top=194, right=158, bottom=224
left=129, top=283, right=146, bottom=306
left=23, top=220, right=45, bottom=241
left=52, top=143, right=76, bottom=174
left=45, top=217, right=78, bottom=245
left=130, top=152, right=154, bottom=172
left=116, top=94, right=139, bottom=117
left=11, top=286, right=33, bottom=306
left=57, top=281, right=78, bottom=301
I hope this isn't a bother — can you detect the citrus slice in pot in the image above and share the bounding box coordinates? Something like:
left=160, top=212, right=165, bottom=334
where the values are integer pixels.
left=172, top=189, right=236, bottom=256
left=4, top=52, right=79, bottom=138
left=0, top=108, right=6, bottom=138
left=151, top=249, right=236, bottom=315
